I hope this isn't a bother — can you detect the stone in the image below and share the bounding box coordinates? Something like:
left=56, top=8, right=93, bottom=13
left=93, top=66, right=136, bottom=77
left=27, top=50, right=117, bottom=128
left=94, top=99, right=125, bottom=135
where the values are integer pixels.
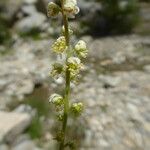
left=88, top=36, right=139, bottom=61
left=78, top=0, right=102, bottom=21
left=42, top=137, right=57, bottom=150
left=144, top=65, right=150, bottom=73
left=74, top=69, right=150, bottom=149
left=21, top=5, right=37, bottom=16
left=140, top=5, right=150, bottom=21
left=99, top=139, right=109, bottom=147
left=15, top=12, right=46, bottom=33
left=127, top=103, right=144, bottom=122
left=98, top=75, right=121, bottom=88
left=0, top=144, right=9, bottom=150
left=54, top=77, right=64, bottom=85
left=0, top=111, right=31, bottom=142
left=11, top=134, right=31, bottom=147
left=23, top=0, right=37, bottom=5
left=12, top=140, right=42, bottom=150
left=0, top=0, right=23, bottom=21
left=13, top=104, right=36, bottom=117
left=0, top=39, right=52, bottom=107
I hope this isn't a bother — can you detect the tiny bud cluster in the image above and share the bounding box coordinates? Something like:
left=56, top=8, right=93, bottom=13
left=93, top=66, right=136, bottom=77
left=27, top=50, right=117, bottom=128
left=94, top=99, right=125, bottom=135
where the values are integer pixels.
left=47, top=0, right=79, bottom=18
left=49, top=93, right=64, bottom=106
left=57, top=113, right=64, bottom=121
left=75, top=40, right=88, bottom=58
left=50, top=63, right=64, bottom=78
left=70, top=102, right=83, bottom=117
left=52, top=36, right=67, bottom=53
left=67, top=57, right=83, bottom=77
left=47, top=2, right=60, bottom=17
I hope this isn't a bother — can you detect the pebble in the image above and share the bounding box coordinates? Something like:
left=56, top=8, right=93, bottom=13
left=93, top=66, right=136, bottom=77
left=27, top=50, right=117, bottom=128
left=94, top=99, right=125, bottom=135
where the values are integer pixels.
left=12, top=140, right=42, bottom=150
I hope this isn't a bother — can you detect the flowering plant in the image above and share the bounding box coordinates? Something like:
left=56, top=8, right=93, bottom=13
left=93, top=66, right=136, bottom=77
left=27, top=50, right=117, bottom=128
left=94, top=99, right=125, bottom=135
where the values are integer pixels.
left=48, top=0, right=88, bottom=149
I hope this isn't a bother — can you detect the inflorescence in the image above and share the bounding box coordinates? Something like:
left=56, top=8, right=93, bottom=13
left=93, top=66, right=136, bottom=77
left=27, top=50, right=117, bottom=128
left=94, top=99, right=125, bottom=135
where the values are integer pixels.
left=47, top=0, right=88, bottom=149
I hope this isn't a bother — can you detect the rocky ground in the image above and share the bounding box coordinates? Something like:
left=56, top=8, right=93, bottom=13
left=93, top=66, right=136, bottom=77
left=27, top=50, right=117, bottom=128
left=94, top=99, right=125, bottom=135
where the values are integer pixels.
left=0, top=0, right=150, bottom=150
left=0, top=34, right=150, bottom=150
left=75, top=35, right=150, bottom=150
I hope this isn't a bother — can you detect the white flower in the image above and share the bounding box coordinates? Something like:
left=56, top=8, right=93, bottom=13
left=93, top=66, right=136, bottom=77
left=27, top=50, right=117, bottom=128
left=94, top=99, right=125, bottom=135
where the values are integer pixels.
left=75, top=40, right=88, bottom=58
left=64, top=0, right=80, bottom=18
left=68, top=57, right=81, bottom=66
left=52, top=36, right=67, bottom=53
left=49, top=93, right=64, bottom=106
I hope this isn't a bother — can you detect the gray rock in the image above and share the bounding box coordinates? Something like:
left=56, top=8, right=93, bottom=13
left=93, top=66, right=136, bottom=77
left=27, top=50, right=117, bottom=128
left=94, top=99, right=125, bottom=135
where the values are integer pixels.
left=79, top=0, right=102, bottom=18
left=11, top=134, right=31, bottom=147
left=0, top=39, right=52, bottom=106
left=98, top=75, right=121, bottom=87
left=0, top=0, right=22, bottom=21
left=0, top=46, right=6, bottom=55
left=21, top=5, right=37, bottom=16
left=0, top=111, right=31, bottom=143
left=42, top=139, right=57, bottom=150
left=23, top=0, right=37, bottom=5
left=89, top=35, right=139, bottom=61
left=15, top=12, right=46, bottom=33
left=140, top=5, right=150, bottom=22
left=74, top=70, right=150, bottom=150
left=144, top=65, right=150, bottom=73
left=13, top=104, right=36, bottom=117
left=12, top=140, right=42, bottom=150
left=0, top=144, right=9, bottom=150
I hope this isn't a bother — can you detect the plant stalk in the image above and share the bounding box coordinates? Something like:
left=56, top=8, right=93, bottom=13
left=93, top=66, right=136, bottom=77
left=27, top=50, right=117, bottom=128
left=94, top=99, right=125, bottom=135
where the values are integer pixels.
left=59, top=0, right=70, bottom=149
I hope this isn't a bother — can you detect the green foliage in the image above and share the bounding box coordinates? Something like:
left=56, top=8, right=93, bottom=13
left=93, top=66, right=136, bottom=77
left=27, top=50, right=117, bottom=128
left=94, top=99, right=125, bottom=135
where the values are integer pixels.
left=0, top=15, right=11, bottom=45
left=8, top=86, right=50, bottom=139
left=19, top=28, right=42, bottom=40
left=26, top=115, right=43, bottom=139
left=24, top=86, right=50, bottom=117
left=139, top=0, right=150, bottom=2
left=102, top=0, right=139, bottom=34
left=0, top=48, right=14, bottom=56
left=86, top=0, right=140, bottom=35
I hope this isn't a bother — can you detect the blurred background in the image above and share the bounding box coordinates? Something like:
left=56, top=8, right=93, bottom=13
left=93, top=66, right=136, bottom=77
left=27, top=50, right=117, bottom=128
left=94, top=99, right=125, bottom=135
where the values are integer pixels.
left=0, top=0, right=150, bottom=150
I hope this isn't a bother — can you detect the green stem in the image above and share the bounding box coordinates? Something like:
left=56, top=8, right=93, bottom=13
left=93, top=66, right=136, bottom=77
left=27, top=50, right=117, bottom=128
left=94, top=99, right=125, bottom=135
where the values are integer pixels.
left=59, top=0, right=70, bottom=150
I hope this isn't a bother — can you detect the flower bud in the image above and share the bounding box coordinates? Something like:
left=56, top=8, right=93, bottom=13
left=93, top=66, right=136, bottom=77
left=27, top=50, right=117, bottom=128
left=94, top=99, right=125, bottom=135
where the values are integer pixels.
left=75, top=40, right=88, bottom=58
left=52, top=36, right=67, bottom=53
left=49, top=93, right=64, bottom=106
left=57, top=114, right=64, bottom=121
left=67, top=57, right=82, bottom=77
left=47, top=2, right=61, bottom=17
left=54, top=131, right=64, bottom=142
left=70, top=102, right=83, bottom=117
left=50, top=63, right=63, bottom=78
left=67, top=57, right=81, bottom=69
